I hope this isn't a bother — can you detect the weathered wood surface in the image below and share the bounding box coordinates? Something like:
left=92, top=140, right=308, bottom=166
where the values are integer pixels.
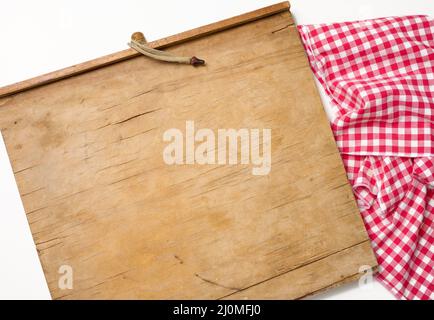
left=0, top=4, right=377, bottom=299
left=0, top=2, right=290, bottom=98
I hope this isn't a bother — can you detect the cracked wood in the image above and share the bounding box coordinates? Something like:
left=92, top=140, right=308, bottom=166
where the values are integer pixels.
left=0, top=2, right=377, bottom=299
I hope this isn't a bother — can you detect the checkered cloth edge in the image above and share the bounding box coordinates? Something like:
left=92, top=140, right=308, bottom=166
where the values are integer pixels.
left=299, top=15, right=434, bottom=157
left=298, top=15, right=434, bottom=300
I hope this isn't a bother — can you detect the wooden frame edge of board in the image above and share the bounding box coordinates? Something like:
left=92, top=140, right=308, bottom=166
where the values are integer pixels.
left=0, top=1, right=290, bottom=99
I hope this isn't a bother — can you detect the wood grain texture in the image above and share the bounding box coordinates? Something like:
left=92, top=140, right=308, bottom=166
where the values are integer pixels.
left=0, top=1, right=290, bottom=99
left=0, top=8, right=377, bottom=299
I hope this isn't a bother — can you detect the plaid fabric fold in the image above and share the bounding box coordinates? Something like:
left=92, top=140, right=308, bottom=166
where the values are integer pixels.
left=299, top=15, right=434, bottom=157
left=298, top=15, right=434, bottom=300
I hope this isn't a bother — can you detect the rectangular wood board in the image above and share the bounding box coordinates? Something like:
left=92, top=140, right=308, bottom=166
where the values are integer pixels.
left=0, top=2, right=377, bottom=299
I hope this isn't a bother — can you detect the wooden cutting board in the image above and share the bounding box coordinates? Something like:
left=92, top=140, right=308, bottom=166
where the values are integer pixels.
left=0, top=2, right=377, bottom=299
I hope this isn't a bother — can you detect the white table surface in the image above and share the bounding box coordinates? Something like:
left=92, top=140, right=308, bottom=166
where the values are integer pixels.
left=1, top=0, right=433, bottom=300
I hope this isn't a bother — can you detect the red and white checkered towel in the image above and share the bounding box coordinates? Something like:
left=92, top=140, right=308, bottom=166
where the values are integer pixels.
left=298, top=15, right=434, bottom=299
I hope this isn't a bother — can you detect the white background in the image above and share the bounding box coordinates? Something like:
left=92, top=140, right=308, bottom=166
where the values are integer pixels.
left=1, top=0, right=433, bottom=300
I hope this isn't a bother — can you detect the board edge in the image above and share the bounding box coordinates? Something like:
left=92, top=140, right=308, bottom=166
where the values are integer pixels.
left=0, top=1, right=290, bottom=99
